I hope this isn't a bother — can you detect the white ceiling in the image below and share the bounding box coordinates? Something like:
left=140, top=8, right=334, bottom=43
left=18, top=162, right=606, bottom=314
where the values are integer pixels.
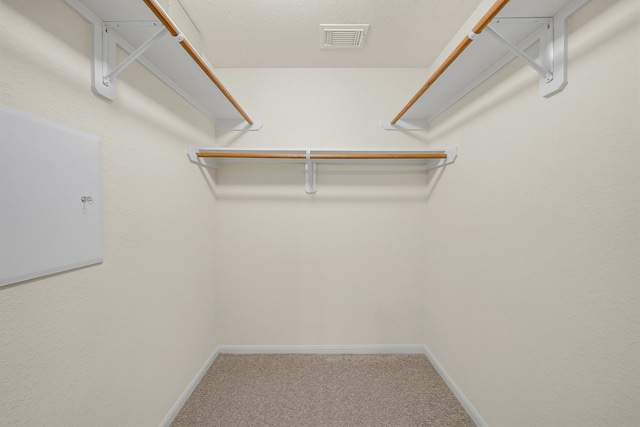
left=177, top=0, right=484, bottom=68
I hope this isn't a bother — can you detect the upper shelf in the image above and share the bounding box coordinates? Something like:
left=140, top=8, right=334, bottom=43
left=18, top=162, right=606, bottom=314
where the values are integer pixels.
left=382, top=0, right=590, bottom=131
left=63, top=0, right=262, bottom=131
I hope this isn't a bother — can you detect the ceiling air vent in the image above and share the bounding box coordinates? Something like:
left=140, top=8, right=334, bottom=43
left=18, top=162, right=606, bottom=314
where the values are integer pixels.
left=320, top=24, right=369, bottom=49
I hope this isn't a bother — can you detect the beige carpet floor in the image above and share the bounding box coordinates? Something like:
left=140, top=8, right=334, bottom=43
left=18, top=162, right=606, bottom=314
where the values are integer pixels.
left=171, top=353, right=475, bottom=427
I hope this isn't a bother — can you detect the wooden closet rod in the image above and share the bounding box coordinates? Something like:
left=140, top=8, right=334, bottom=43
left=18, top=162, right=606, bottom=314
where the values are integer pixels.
left=142, top=0, right=254, bottom=126
left=196, top=152, right=448, bottom=160
left=391, top=0, right=511, bottom=125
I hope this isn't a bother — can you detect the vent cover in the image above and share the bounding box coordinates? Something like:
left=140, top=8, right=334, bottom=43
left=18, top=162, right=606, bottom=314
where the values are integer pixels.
left=320, top=24, right=369, bottom=49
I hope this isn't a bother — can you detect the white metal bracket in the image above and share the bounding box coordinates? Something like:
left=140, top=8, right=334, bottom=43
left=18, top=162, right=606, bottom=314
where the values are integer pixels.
left=485, top=19, right=554, bottom=87
left=62, top=0, right=167, bottom=101
left=102, top=23, right=169, bottom=90
left=542, top=0, right=591, bottom=97
left=486, top=0, right=591, bottom=98
left=97, top=21, right=169, bottom=100
left=62, top=0, right=115, bottom=99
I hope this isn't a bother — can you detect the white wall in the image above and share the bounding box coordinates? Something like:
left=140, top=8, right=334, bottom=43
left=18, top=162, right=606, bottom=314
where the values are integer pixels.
left=1, top=0, right=638, bottom=426
left=0, top=1, right=221, bottom=425
left=210, top=68, right=439, bottom=345
left=212, top=0, right=640, bottom=425
left=419, top=0, right=640, bottom=425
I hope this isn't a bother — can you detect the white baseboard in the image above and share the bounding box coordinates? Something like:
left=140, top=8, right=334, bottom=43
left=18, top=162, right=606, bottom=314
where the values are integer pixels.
left=421, top=345, right=488, bottom=427
left=160, top=344, right=487, bottom=427
left=159, top=347, right=221, bottom=427
left=216, top=344, right=428, bottom=354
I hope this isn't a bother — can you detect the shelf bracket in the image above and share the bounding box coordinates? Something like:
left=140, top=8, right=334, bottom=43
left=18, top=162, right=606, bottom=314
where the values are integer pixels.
left=487, top=0, right=591, bottom=98
left=541, top=0, right=591, bottom=97
left=102, top=24, right=169, bottom=87
left=485, top=21, right=553, bottom=84
left=63, top=0, right=170, bottom=101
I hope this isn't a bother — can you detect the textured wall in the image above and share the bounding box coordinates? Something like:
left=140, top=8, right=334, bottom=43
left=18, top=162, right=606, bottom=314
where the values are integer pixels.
left=212, top=0, right=640, bottom=425
left=420, top=0, right=640, bottom=425
left=1, top=0, right=638, bottom=426
left=211, top=67, right=438, bottom=346
left=0, top=1, right=220, bottom=425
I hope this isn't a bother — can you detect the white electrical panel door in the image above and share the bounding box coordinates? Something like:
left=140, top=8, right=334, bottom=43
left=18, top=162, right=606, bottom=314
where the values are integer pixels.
left=0, top=104, right=102, bottom=287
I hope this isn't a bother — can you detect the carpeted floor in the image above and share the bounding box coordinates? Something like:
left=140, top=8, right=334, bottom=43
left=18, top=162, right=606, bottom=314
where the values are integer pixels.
left=171, top=353, right=475, bottom=427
